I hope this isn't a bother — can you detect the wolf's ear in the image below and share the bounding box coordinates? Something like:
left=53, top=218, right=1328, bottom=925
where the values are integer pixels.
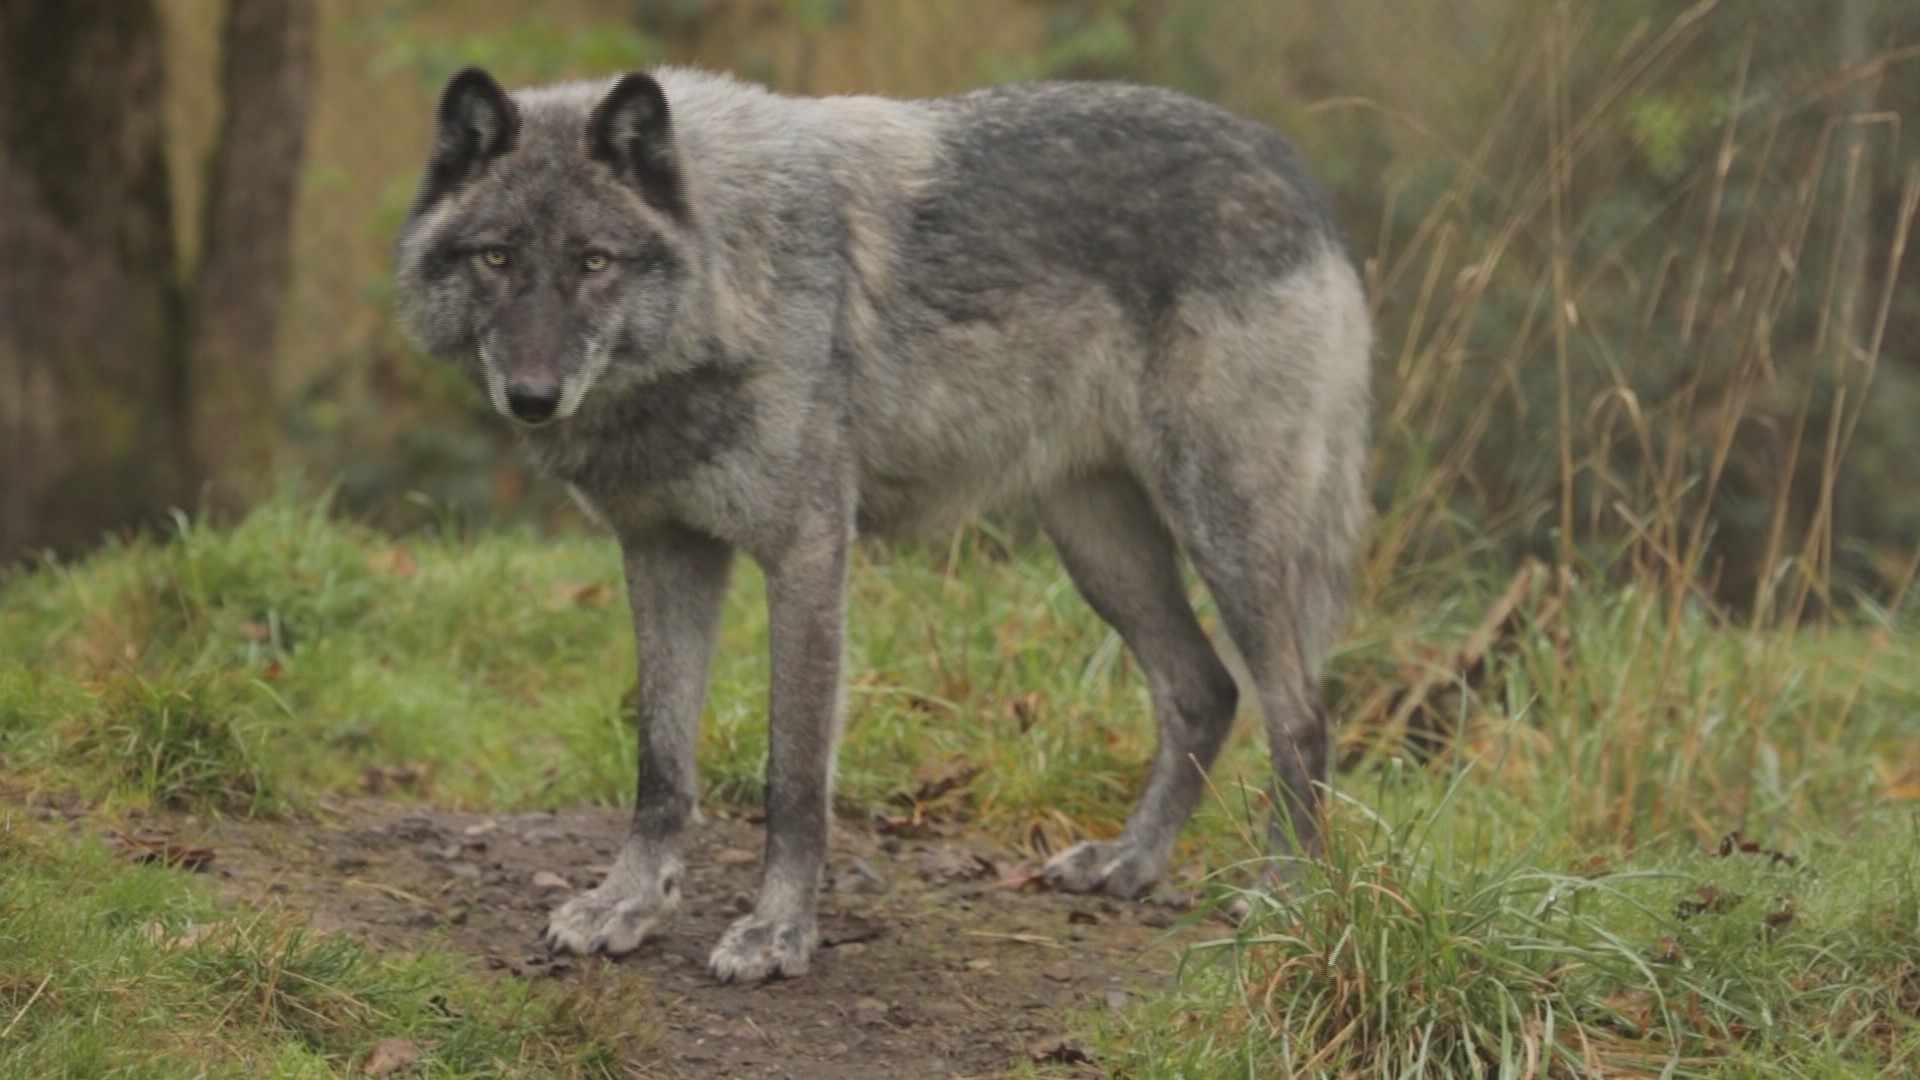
left=421, top=68, right=519, bottom=206
left=587, top=72, right=689, bottom=220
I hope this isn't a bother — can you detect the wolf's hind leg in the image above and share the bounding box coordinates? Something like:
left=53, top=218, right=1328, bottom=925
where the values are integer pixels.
left=545, top=525, right=732, bottom=956
left=1037, top=472, right=1240, bottom=898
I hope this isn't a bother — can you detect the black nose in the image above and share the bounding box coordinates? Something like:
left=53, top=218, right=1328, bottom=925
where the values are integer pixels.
left=505, top=381, right=561, bottom=424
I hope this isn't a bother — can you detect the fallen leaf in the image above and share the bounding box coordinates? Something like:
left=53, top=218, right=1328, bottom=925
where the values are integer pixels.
left=1030, top=1042, right=1096, bottom=1066
left=363, top=1037, right=419, bottom=1077
left=1648, top=934, right=1687, bottom=964
left=918, top=848, right=997, bottom=884
left=998, top=862, right=1047, bottom=891
left=909, top=754, right=979, bottom=804
left=367, top=545, right=418, bottom=578
left=549, top=580, right=614, bottom=609
left=821, top=917, right=884, bottom=947
left=1712, top=830, right=1799, bottom=868
left=714, top=847, right=757, bottom=866
left=1675, top=884, right=1742, bottom=920
left=531, top=871, right=570, bottom=890
left=239, top=619, right=272, bottom=643
left=113, top=832, right=214, bottom=872
left=360, top=762, right=426, bottom=795
left=1042, top=963, right=1073, bottom=983
left=1763, top=898, right=1796, bottom=934
left=1008, top=692, right=1044, bottom=733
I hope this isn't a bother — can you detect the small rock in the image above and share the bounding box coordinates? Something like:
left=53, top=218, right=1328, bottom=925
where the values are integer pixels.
left=532, top=871, right=570, bottom=891
left=963, top=958, right=994, bottom=972
left=391, top=815, right=437, bottom=842
left=1042, top=963, right=1073, bottom=983
left=848, top=856, right=886, bottom=889
left=462, top=820, right=498, bottom=837
left=852, top=997, right=890, bottom=1027
left=444, top=862, right=481, bottom=883
left=331, top=853, right=369, bottom=874
left=1104, top=988, right=1131, bottom=1011
left=836, top=942, right=868, bottom=958
left=404, top=910, right=440, bottom=929
left=714, top=847, right=757, bottom=866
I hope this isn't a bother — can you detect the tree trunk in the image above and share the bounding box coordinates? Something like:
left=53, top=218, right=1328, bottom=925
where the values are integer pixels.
left=184, top=0, right=316, bottom=518
left=0, top=1, right=187, bottom=558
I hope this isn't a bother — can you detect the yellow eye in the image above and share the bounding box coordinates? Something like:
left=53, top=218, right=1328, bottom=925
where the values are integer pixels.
left=481, top=248, right=508, bottom=268
left=582, top=252, right=609, bottom=273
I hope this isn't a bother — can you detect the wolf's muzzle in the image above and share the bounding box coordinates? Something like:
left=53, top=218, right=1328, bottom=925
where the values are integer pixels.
left=505, top=379, right=562, bottom=425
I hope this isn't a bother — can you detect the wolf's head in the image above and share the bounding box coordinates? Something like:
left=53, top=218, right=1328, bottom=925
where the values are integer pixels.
left=393, top=68, right=697, bottom=426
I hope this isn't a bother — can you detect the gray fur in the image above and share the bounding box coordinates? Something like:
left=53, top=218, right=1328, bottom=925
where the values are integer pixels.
left=393, top=66, right=1371, bottom=983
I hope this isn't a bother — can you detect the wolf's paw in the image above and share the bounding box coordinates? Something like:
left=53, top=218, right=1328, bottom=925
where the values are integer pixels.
left=1042, top=838, right=1166, bottom=898
left=542, top=869, right=681, bottom=957
left=707, top=912, right=816, bottom=983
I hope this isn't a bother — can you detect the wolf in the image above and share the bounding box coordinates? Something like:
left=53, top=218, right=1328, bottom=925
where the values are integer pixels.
left=393, top=64, right=1370, bottom=983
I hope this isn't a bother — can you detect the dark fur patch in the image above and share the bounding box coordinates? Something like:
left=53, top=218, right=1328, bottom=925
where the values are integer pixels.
left=411, top=68, right=521, bottom=220
left=531, top=355, right=751, bottom=494
left=587, top=73, right=690, bottom=221
left=900, top=81, right=1337, bottom=339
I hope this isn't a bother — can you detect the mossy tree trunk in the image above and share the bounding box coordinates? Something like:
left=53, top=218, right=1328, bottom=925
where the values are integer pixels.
left=0, top=0, right=188, bottom=557
left=186, top=0, right=315, bottom=519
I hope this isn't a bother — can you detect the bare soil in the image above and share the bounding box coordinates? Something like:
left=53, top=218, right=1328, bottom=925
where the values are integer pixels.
left=140, top=797, right=1226, bottom=1079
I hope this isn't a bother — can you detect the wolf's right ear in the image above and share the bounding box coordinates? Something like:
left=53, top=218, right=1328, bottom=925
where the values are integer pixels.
left=420, top=68, right=520, bottom=207
left=587, top=72, right=689, bottom=220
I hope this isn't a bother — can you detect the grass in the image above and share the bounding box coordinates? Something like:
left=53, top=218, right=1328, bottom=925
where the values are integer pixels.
left=2, top=499, right=1916, bottom=1076
left=0, top=807, right=646, bottom=1077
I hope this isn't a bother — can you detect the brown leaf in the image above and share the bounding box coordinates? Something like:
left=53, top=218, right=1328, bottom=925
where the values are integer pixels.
left=1029, top=1042, right=1096, bottom=1066
left=821, top=917, right=884, bottom=947
left=918, top=848, right=997, bottom=884
left=877, top=806, right=931, bottom=838
left=114, top=832, right=214, bottom=872
left=1042, top=963, right=1073, bottom=983
left=367, top=545, right=418, bottom=578
left=239, top=619, right=272, bottom=642
left=1008, top=692, right=1044, bottom=733
left=359, top=762, right=426, bottom=795
left=910, top=754, right=979, bottom=803
left=997, top=862, right=1047, bottom=891
left=1648, top=934, right=1687, bottom=965
left=1712, top=830, right=1799, bottom=868
left=363, top=1037, right=419, bottom=1077
left=1763, top=898, right=1796, bottom=934
left=1675, top=884, right=1742, bottom=920
left=549, top=580, right=614, bottom=608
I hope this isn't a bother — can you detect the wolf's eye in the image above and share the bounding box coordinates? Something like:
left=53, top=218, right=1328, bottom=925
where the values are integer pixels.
left=581, top=252, right=609, bottom=273
left=481, top=248, right=508, bottom=269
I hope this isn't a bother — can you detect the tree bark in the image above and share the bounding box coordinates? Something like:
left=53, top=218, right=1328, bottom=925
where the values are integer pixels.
left=0, top=0, right=187, bottom=558
left=184, top=0, right=316, bottom=518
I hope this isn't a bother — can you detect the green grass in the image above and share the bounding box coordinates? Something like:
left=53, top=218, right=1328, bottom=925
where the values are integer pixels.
left=0, top=809, right=646, bottom=1077
left=2, top=497, right=1917, bottom=1076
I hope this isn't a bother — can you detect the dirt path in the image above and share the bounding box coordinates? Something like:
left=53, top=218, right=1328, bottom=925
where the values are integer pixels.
left=157, top=798, right=1223, bottom=1078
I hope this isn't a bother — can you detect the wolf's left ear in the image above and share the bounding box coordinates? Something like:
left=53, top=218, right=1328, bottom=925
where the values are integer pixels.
left=588, top=72, right=689, bottom=220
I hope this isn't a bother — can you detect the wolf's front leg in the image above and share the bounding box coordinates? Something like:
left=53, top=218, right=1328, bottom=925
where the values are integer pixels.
left=707, top=514, right=849, bottom=982
left=545, top=525, right=732, bottom=957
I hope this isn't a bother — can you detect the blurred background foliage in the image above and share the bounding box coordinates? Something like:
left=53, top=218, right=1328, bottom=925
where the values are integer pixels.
left=9, top=0, right=1918, bottom=615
